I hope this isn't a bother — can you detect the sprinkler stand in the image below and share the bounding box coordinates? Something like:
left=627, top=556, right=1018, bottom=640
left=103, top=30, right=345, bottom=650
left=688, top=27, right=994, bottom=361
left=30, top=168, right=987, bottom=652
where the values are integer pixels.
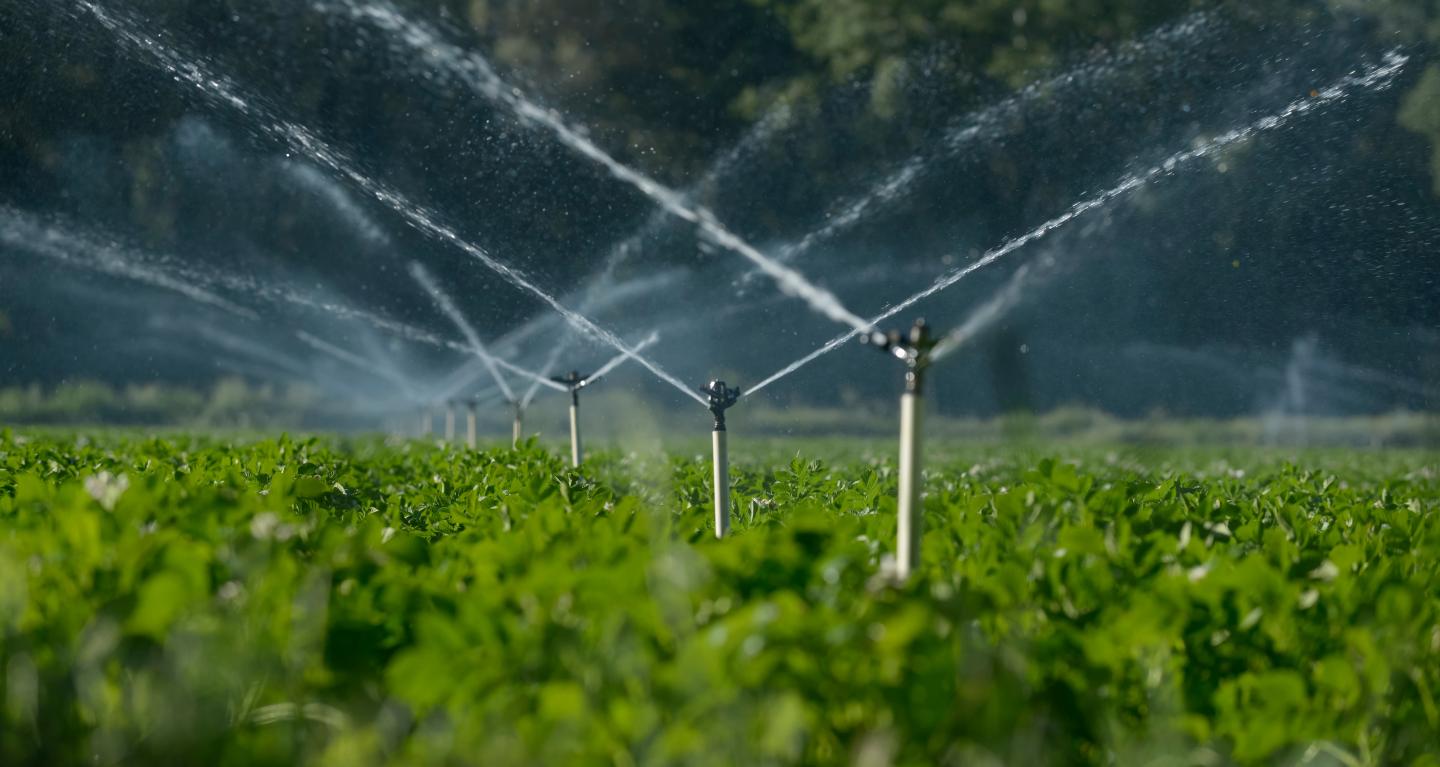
left=421, top=406, right=433, bottom=438
left=466, top=401, right=478, bottom=449
left=512, top=402, right=524, bottom=448
left=863, top=319, right=936, bottom=580
left=569, top=390, right=581, bottom=466
left=444, top=402, right=457, bottom=443
left=551, top=371, right=595, bottom=468
left=701, top=380, right=741, bottom=539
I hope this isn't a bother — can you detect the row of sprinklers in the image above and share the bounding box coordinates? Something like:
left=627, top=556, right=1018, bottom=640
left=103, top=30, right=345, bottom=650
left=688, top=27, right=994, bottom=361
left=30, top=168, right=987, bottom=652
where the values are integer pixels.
left=412, top=316, right=983, bottom=582
left=37, top=1, right=1411, bottom=582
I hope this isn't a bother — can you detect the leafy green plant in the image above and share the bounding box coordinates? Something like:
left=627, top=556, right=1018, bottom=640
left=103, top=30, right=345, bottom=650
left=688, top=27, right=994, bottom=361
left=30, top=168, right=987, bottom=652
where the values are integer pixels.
left=0, top=431, right=1435, bottom=765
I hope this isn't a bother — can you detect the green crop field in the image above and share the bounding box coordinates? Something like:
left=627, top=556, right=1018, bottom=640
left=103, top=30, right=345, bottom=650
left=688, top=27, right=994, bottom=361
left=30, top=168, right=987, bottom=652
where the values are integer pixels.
left=0, top=431, right=1437, bottom=765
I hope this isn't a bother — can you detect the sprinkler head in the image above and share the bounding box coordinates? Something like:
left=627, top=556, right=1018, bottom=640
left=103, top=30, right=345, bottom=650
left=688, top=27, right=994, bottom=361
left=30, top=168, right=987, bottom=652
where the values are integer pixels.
left=700, top=380, right=742, bottom=431
left=550, top=370, right=595, bottom=391
left=862, top=318, right=937, bottom=391
left=551, top=370, right=594, bottom=405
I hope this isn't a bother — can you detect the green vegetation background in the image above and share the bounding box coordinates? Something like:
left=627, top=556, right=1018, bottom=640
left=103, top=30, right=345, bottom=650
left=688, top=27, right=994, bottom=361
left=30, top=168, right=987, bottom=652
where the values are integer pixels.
left=5, top=0, right=1440, bottom=248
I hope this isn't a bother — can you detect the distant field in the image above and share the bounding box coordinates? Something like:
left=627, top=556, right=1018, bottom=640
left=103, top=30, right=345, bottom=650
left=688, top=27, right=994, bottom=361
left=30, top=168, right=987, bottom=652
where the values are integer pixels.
left=0, top=431, right=1436, bottom=764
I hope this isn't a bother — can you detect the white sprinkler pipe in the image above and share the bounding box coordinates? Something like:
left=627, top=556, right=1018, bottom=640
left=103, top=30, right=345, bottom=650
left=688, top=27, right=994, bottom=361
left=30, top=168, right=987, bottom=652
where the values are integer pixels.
left=896, top=389, right=923, bottom=579
left=701, top=380, right=740, bottom=539
left=713, top=427, right=729, bottom=538
left=864, top=319, right=934, bottom=581
left=444, top=404, right=456, bottom=443
left=512, top=403, right=523, bottom=448
left=568, top=390, right=583, bottom=467
left=466, top=402, right=478, bottom=449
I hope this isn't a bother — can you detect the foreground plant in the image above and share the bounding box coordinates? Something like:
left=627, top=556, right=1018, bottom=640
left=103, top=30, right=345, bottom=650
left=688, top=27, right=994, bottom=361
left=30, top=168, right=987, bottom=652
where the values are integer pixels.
left=0, top=432, right=1435, bottom=765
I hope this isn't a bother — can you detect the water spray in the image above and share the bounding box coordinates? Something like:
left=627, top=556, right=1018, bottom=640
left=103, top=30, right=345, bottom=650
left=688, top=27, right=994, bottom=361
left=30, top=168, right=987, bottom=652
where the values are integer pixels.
left=550, top=371, right=596, bottom=467
left=744, top=49, right=1410, bottom=398
left=66, top=0, right=704, bottom=407
left=329, top=0, right=872, bottom=334
left=700, top=380, right=741, bottom=539
left=862, top=319, right=937, bottom=581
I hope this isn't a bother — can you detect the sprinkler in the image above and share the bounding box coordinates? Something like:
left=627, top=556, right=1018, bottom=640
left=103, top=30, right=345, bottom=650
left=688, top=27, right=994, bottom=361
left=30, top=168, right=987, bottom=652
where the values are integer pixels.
left=466, top=399, right=479, bottom=449
left=862, top=319, right=936, bottom=580
left=511, top=400, right=524, bottom=448
left=550, top=370, right=596, bottom=467
left=700, top=380, right=741, bottom=539
left=444, top=401, right=457, bottom=444
left=420, top=406, right=433, bottom=438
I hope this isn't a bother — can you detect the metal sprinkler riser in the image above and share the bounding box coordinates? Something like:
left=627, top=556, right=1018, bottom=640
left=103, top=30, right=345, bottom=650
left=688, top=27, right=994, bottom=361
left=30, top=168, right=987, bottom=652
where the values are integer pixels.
left=862, top=319, right=936, bottom=581
left=550, top=370, right=596, bottom=468
left=700, top=380, right=742, bottom=539
left=511, top=401, right=523, bottom=448
left=466, top=401, right=478, bottom=449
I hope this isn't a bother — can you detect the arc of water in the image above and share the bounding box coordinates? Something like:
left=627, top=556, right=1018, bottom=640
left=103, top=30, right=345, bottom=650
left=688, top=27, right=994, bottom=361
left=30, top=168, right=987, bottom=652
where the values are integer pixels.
left=584, top=104, right=794, bottom=295
left=66, top=0, right=706, bottom=407
left=213, top=357, right=309, bottom=388
left=745, top=50, right=1410, bottom=396
left=425, top=358, right=492, bottom=403
left=320, top=0, right=872, bottom=333
left=588, top=332, right=661, bottom=382
left=0, top=203, right=472, bottom=364
left=415, top=96, right=794, bottom=406
left=2, top=200, right=565, bottom=411
left=212, top=351, right=386, bottom=403
left=486, top=104, right=793, bottom=398
left=296, top=330, right=419, bottom=401
left=929, top=261, right=1042, bottom=364
left=477, top=270, right=680, bottom=393
left=759, top=12, right=1222, bottom=273
left=520, top=340, right=570, bottom=409
left=490, top=356, right=568, bottom=393
left=1121, top=343, right=1383, bottom=410
left=283, top=161, right=394, bottom=247
left=0, top=206, right=257, bottom=320
left=408, top=261, right=518, bottom=403
left=1209, top=343, right=1440, bottom=401
left=4, top=201, right=582, bottom=406
left=1309, top=358, right=1439, bottom=400
left=477, top=103, right=796, bottom=397
left=190, top=322, right=314, bottom=379
left=503, top=332, right=659, bottom=409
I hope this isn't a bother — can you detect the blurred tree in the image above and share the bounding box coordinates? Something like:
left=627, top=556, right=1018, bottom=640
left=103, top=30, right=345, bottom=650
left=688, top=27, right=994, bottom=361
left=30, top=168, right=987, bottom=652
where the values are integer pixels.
left=745, top=0, right=1198, bottom=108
left=1333, top=0, right=1440, bottom=193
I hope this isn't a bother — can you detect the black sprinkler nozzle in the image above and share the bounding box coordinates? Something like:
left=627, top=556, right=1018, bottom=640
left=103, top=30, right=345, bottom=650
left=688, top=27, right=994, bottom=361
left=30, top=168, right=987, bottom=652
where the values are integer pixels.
left=551, top=370, right=595, bottom=405
left=550, top=370, right=595, bottom=390
left=862, top=318, right=937, bottom=392
left=700, top=379, right=742, bottom=431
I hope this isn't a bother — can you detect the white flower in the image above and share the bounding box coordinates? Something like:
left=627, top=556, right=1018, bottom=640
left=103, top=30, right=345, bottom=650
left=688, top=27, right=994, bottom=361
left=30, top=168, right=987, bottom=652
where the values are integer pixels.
left=83, top=472, right=129, bottom=512
left=250, top=512, right=280, bottom=540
